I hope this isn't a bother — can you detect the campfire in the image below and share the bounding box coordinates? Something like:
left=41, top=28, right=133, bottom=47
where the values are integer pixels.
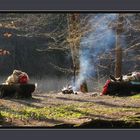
left=61, top=65, right=88, bottom=95
left=61, top=85, right=77, bottom=94
left=61, top=83, right=88, bottom=94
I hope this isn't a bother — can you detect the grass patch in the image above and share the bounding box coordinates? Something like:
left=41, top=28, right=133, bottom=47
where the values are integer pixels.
left=1, top=111, right=27, bottom=120
left=20, top=105, right=85, bottom=120
left=131, top=94, right=140, bottom=99
left=1, top=102, right=140, bottom=125
left=0, top=105, right=86, bottom=121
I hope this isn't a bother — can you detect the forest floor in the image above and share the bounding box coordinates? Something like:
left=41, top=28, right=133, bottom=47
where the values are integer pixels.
left=0, top=91, right=140, bottom=128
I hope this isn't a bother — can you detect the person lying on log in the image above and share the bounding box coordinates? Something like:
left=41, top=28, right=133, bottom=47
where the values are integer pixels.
left=110, top=72, right=140, bottom=82
left=101, top=72, right=140, bottom=96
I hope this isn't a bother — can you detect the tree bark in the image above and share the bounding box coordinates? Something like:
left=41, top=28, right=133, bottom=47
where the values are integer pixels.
left=115, top=15, right=123, bottom=78
left=67, top=14, right=88, bottom=92
left=115, top=47, right=122, bottom=78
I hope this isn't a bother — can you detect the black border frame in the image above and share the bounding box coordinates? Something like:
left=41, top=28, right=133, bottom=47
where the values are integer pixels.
left=0, top=0, right=139, bottom=10
left=0, top=129, right=140, bottom=140
left=0, top=0, right=140, bottom=139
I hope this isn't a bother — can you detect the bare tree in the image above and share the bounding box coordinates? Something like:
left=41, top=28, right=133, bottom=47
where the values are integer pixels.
left=0, top=13, right=139, bottom=88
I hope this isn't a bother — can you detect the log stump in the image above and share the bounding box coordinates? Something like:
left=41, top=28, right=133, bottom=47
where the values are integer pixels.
left=0, top=84, right=35, bottom=99
left=107, top=81, right=140, bottom=96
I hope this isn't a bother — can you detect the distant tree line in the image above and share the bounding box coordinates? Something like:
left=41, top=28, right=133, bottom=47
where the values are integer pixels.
left=0, top=13, right=139, bottom=79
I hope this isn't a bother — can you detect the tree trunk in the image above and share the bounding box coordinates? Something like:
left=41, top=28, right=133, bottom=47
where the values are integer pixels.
left=115, top=15, right=124, bottom=78
left=115, top=47, right=122, bottom=78
left=67, top=14, right=88, bottom=92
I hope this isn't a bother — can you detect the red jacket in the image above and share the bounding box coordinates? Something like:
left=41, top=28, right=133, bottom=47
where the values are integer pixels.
left=19, top=74, right=29, bottom=84
left=100, top=80, right=111, bottom=96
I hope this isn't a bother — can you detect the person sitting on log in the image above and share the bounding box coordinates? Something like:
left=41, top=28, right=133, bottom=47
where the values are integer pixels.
left=5, top=70, right=29, bottom=85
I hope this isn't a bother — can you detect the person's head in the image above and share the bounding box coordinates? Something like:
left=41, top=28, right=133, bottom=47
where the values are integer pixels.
left=13, top=70, right=22, bottom=76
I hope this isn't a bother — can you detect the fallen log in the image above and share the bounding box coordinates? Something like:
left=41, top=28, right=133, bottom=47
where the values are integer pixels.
left=0, top=84, right=35, bottom=99
left=107, top=81, right=140, bottom=96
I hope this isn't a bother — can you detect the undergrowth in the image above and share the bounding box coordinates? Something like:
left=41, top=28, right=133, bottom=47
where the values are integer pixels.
left=1, top=102, right=140, bottom=124
left=131, top=94, right=140, bottom=99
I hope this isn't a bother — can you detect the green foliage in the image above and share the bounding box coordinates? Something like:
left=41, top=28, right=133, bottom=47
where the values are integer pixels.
left=131, top=94, right=140, bottom=99
left=0, top=105, right=85, bottom=121
left=20, top=105, right=84, bottom=119
left=1, top=101, right=140, bottom=125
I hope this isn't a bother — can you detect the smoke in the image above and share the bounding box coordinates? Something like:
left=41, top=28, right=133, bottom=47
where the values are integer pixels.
left=74, top=14, right=118, bottom=90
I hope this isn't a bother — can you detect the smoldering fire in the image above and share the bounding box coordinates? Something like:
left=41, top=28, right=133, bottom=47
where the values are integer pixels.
left=73, top=14, right=119, bottom=91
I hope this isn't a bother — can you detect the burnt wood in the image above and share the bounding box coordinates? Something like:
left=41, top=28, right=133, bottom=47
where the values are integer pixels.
left=0, top=84, right=35, bottom=99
